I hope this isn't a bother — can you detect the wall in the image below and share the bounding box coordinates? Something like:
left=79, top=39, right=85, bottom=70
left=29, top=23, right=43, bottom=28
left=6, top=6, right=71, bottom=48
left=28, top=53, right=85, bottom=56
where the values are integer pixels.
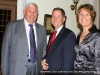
left=34, top=0, right=79, bottom=36
left=17, top=0, right=99, bottom=39
left=93, top=0, right=99, bottom=28
left=34, top=0, right=99, bottom=36
left=0, top=0, right=17, bottom=1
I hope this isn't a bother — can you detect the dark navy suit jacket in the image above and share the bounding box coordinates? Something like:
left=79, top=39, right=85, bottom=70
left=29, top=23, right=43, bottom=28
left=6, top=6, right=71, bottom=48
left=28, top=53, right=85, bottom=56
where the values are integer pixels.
left=43, top=26, right=76, bottom=75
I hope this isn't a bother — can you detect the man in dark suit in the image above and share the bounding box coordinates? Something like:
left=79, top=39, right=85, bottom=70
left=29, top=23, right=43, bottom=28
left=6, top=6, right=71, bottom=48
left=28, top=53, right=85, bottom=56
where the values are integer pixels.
left=41, top=7, right=76, bottom=75
left=1, top=2, right=46, bottom=75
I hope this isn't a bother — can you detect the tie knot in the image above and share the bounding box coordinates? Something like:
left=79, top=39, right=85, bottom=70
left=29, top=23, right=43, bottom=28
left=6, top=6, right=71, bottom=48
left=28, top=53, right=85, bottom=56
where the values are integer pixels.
left=29, top=24, right=33, bottom=27
left=54, top=31, right=57, bottom=34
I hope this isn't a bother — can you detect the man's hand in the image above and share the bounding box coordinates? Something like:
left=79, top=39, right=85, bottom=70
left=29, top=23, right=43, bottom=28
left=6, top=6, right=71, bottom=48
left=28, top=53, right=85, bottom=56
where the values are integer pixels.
left=41, top=59, right=49, bottom=70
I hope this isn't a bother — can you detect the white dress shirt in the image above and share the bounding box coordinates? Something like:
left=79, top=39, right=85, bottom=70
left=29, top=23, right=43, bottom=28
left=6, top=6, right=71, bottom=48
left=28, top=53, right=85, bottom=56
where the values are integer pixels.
left=24, top=19, right=37, bottom=58
left=55, top=25, right=63, bottom=37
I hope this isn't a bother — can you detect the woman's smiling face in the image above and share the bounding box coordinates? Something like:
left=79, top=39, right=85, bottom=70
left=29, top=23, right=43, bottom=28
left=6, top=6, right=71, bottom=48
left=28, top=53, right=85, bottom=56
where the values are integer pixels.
left=79, top=8, right=92, bottom=27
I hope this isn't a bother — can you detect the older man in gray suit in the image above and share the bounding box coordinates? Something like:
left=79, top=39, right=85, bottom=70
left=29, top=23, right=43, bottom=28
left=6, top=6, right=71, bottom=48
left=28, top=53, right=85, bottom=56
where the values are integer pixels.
left=1, top=2, right=46, bottom=75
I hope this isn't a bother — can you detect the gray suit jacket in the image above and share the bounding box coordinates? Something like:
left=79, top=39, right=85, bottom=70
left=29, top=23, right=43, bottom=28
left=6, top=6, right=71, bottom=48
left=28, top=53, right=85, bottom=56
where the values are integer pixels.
left=1, top=19, right=47, bottom=75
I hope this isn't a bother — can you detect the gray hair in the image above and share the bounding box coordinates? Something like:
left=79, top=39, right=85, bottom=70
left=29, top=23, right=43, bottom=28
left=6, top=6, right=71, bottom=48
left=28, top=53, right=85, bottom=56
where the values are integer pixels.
left=24, top=2, right=38, bottom=10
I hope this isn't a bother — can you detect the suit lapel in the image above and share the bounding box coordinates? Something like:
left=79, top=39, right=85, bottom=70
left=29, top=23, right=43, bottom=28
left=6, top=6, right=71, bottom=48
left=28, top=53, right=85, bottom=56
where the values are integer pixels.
left=47, top=26, right=65, bottom=54
left=19, top=19, right=29, bottom=51
left=35, top=23, right=40, bottom=49
left=51, top=26, right=65, bottom=46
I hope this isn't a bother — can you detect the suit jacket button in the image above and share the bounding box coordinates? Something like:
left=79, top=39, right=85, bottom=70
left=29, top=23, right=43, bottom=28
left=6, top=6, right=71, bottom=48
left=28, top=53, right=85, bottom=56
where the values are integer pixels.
left=27, top=55, right=29, bottom=57
left=25, top=65, right=27, bottom=67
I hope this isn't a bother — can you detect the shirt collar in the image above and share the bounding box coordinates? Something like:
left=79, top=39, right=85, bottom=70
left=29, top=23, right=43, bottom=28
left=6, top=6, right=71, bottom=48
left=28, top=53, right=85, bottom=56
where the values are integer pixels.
left=24, top=18, right=36, bottom=30
left=56, top=25, right=63, bottom=33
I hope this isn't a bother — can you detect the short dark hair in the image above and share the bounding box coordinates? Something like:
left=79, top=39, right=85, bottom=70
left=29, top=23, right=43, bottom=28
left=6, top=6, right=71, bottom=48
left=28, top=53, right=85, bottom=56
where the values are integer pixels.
left=52, top=7, right=66, bottom=17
